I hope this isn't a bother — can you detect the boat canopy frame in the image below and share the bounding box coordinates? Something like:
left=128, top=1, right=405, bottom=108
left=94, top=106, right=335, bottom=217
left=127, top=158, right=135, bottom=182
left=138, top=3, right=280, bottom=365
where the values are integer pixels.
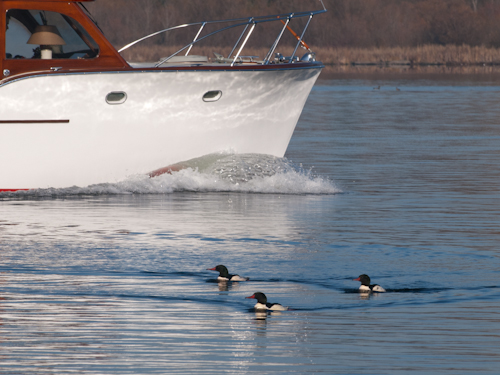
left=118, top=1, right=326, bottom=67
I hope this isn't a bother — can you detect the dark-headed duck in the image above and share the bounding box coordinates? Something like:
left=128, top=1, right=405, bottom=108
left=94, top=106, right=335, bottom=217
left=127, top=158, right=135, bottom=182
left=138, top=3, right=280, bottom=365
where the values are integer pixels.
left=245, top=292, right=288, bottom=311
left=207, top=265, right=249, bottom=281
left=353, top=274, right=386, bottom=293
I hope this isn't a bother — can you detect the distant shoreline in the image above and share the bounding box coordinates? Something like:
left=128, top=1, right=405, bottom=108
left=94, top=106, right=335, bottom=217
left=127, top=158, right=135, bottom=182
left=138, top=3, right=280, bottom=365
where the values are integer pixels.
left=314, top=45, right=500, bottom=68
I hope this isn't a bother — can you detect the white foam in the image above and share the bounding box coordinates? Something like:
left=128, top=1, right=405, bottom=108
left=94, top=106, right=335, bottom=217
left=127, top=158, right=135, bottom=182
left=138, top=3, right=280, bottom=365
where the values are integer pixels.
left=3, top=154, right=341, bottom=196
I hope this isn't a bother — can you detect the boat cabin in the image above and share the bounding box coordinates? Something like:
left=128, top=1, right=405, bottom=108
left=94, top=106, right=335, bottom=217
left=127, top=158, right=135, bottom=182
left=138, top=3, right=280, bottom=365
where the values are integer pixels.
left=0, top=0, right=127, bottom=81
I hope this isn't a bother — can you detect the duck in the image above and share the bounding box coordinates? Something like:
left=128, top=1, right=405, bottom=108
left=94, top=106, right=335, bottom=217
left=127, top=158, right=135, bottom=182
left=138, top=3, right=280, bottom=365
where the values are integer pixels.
left=206, top=265, right=249, bottom=281
left=245, top=292, right=288, bottom=311
left=353, top=274, right=386, bottom=293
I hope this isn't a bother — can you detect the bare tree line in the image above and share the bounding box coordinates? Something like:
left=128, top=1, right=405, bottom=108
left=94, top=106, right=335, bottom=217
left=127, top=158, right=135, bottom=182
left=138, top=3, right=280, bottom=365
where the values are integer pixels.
left=85, top=0, right=500, bottom=51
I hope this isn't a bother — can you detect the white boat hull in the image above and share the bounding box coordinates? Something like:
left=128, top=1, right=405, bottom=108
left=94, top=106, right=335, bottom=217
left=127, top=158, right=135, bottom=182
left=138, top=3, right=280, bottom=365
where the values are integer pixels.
left=0, top=67, right=321, bottom=189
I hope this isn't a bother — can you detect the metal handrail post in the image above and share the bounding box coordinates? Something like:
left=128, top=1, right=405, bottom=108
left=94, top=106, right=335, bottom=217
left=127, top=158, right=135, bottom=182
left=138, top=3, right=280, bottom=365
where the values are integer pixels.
left=231, top=22, right=256, bottom=67
left=228, top=17, right=253, bottom=59
left=290, top=14, right=313, bottom=62
left=264, top=16, right=291, bottom=64
left=185, top=22, right=206, bottom=56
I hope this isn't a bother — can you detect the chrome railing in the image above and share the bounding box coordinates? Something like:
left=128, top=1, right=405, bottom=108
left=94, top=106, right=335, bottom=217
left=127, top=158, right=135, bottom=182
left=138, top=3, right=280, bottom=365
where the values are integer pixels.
left=118, top=1, right=326, bottom=67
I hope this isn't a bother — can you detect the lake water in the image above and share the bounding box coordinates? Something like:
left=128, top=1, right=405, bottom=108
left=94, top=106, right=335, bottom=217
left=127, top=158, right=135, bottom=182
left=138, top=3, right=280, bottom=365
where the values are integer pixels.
left=1, top=71, right=500, bottom=374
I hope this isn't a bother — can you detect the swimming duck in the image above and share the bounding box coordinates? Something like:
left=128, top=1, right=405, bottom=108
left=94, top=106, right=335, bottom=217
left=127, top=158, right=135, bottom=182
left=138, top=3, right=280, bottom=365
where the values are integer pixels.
left=245, top=292, right=288, bottom=311
left=206, top=265, right=249, bottom=281
left=353, top=274, right=386, bottom=292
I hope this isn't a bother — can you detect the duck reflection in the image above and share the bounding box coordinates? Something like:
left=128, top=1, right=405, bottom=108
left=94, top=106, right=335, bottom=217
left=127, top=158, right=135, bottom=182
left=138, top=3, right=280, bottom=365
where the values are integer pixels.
left=213, top=280, right=244, bottom=292
left=358, top=291, right=385, bottom=300
left=254, top=311, right=268, bottom=321
left=359, top=292, right=371, bottom=300
left=251, top=309, right=286, bottom=321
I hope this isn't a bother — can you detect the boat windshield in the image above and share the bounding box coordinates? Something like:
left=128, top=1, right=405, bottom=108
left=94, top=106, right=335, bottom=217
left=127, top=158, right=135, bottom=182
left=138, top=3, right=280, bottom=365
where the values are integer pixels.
left=5, top=9, right=99, bottom=60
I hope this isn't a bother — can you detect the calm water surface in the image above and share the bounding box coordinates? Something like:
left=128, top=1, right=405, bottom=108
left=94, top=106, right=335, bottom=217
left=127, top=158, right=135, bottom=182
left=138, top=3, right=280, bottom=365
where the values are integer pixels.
left=1, top=73, right=500, bottom=374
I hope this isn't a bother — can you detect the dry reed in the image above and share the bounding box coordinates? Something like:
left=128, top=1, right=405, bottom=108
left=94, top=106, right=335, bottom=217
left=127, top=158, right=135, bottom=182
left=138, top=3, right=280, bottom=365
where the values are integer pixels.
left=317, top=45, right=500, bottom=66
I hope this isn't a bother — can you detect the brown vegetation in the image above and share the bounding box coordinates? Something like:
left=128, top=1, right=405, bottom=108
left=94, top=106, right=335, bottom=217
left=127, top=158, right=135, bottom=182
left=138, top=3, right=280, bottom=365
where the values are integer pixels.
left=85, top=0, right=500, bottom=67
left=319, top=44, right=500, bottom=66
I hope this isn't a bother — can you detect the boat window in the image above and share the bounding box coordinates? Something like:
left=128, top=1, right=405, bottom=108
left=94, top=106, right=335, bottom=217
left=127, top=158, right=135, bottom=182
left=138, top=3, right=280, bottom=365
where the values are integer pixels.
left=5, top=9, right=99, bottom=60
left=106, top=92, right=127, bottom=105
left=203, top=90, right=223, bottom=102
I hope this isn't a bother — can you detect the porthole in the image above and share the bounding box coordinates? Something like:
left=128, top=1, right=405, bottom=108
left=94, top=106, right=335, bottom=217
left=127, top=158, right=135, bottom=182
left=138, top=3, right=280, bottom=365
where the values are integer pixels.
left=106, top=91, right=127, bottom=105
left=203, top=90, right=222, bottom=102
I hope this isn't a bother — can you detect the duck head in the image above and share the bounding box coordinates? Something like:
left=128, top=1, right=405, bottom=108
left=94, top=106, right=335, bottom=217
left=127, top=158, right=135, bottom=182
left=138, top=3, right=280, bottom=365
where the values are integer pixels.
left=207, top=265, right=229, bottom=277
left=354, top=274, right=371, bottom=286
left=245, top=292, right=267, bottom=304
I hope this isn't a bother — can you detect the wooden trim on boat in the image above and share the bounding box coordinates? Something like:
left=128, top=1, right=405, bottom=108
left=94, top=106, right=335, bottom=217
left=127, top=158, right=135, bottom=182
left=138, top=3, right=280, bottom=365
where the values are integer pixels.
left=0, top=1, right=94, bottom=2
left=0, top=119, right=70, bottom=124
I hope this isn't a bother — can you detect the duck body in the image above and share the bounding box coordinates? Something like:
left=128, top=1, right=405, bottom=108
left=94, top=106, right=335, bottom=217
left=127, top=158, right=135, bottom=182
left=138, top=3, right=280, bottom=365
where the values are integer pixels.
left=354, top=274, right=386, bottom=293
left=207, top=265, right=249, bottom=281
left=358, top=284, right=386, bottom=293
left=246, top=292, right=288, bottom=311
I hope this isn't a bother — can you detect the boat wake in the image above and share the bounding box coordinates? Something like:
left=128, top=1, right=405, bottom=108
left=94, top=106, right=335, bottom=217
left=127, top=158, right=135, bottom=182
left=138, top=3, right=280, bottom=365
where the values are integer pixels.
left=3, top=153, right=340, bottom=196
